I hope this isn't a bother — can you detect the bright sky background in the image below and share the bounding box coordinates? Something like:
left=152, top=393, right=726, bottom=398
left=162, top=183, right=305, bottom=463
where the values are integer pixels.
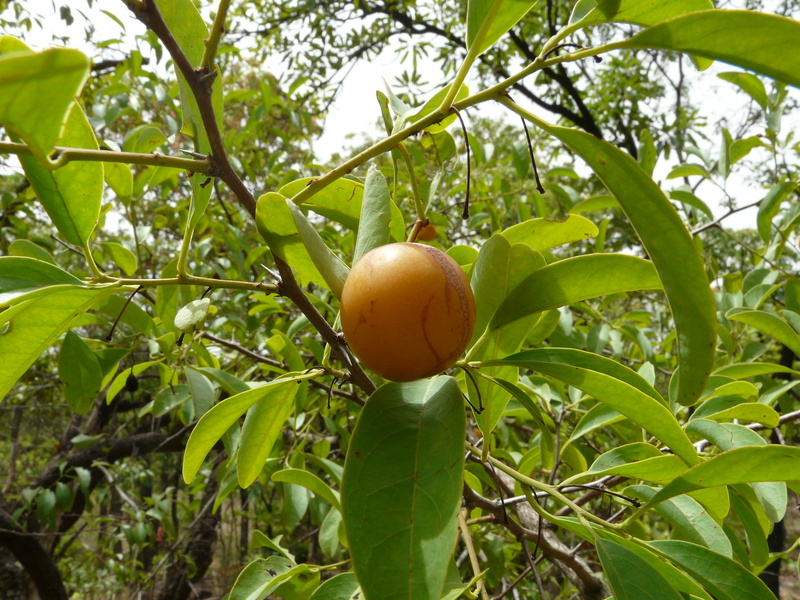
left=6, top=1, right=799, bottom=231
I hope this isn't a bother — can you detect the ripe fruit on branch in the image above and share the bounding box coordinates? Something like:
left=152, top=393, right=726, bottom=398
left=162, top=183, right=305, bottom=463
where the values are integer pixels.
left=340, top=243, right=476, bottom=382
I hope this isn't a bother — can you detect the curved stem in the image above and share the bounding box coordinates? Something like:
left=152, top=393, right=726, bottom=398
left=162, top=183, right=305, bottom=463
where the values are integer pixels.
left=201, top=0, right=231, bottom=71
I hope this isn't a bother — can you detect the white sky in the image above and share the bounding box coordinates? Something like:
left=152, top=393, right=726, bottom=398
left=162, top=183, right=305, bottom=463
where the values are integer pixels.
left=6, top=2, right=799, bottom=231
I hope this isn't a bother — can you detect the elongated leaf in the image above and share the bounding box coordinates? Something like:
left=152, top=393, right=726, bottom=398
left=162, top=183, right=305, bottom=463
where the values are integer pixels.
left=354, top=166, right=392, bottom=263
left=757, top=182, right=796, bottom=242
left=341, top=377, right=465, bottom=600
left=727, top=308, right=800, bottom=357
left=718, top=71, right=769, bottom=109
left=288, top=202, right=350, bottom=298
left=572, top=443, right=686, bottom=484
left=183, top=379, right=297, bottom=484
left=628, top=485, right=732, bottom=556
left=0, top=43, right=90, bottom=166
left=19, top=102, right=103, bottom=246
left=466, top=0, right=539, bottom=57
left=648, top=540, right=777, bottom=600
left=648, top=446, right=800, bottom=508
left=280, top=177, right=405, bottom=242
left=59, top=331, right=103, bottom=415
left=0, top=257, right=82, bottom=306
left=501, top=214, right=598, bottom=250
left=568, top=0, right=713, bottom=28
left=229, top=556, right=314, bottom=600
left=729, top=492, right=770, bottom=568
left=595, top=532, right=713, bottom=600
left=237, top=382, right=300, bottom=488
left=0, top=286, right=115, bottom=399
left=531, top=120, right=716, bottom=406
left=490, top=254, right=661, bottom=330
left=308, top=573, right=361, bottom=600
left=624, top=10, right=800, bottom=89
left=481, top=348, right=698, bottom=465
left=272, top=468, right=341, bottom=512
left=596, top=537, right=685, bottom=600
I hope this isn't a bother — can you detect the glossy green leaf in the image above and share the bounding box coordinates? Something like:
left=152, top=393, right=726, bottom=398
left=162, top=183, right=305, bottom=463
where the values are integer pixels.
left=568, top=0, right=712, bottom=28
left=273, top=468, right=341, bottom=512
left=7, top=239, right=54, bottom=264
left=237, top=380, right=302, bottom=488
left=0, top=43, right=90, bottom=166
left=629, top=485, right=732, bottom=556
left=256, top=192, right=327, bottom=289
left=0, top=286, right=115, bottom=400
left=308, top=573, right=360, bottom=600
left=466, top=0, right=539, bottom=57
left=648, top=446, right=800, bottom=508
left=718, top=71, right=769, bottom=109
left=0, top=257, right=82, bottom=306
left=531, top=120, right=716, bottom=406
left=185, top=367, right=215, bottom=418
left=713, top=362, right=798, bottom=379
left=407, top=83, right=470, bottom=133
left=595, top=531, right=713, bottom=600
left=58, top=330, right=103, bottom=415
left=757, top=182, right=796, bottom=242
left=288, top=201, right=350, bottom=298
left=501, top=214, right=598, bottom=250
left=280, top=177, right=405, bottom=242
left=691, top=396, right=779, bottom=427
left=729, top=492, right=770, bottom=568
left=18, top=102, right=103, bottom=247
left=341, top=377, right=465, bottom=600
left=569, top=195, right=619, bottom=214
left=571, top=443, right=686, bottom=484
left=353, top=166, right=392, bottom=263
left=122, top=123, right=168, bottom=154
left=490, top=254, right=661, bottom=331
left=101, top=242, right=137, bottom=276
left=481, top=348, right=698, bottom=465
left=727, top=308, right=800, bottom=357
left=648, top=540, right=777, bottom=600
left=625, top=10, right=800, bottom=89
left=182, top=379, right=297, bottom=484
left=596, top=537, right=685, bottom=600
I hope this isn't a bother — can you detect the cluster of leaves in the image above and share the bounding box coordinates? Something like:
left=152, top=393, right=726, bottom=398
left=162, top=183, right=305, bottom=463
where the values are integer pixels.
left=2, top=1, right=800, bottom=600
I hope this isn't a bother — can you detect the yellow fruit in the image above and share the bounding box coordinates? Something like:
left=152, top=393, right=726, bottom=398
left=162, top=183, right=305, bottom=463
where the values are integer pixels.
left=340, top=243, right=476, bottom=382
left=416, top=224, right=437, bottom=241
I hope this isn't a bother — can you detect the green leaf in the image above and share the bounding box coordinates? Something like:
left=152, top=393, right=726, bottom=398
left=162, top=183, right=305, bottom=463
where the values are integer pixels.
left=104, top=162, right=133, bottom=206
left=727, top=308, right=800, bottom=357
left=466, top=0, right=539, bottom=57
left=489, top=254, right=661, bottom=331
left=481, top=348, right=699, bottom=466
left=256, top=192, right=327, bottom=289
left=501, top=214, right=598, bottom=250
left=58, top=330, right=103, bottom=415
left=625, top=10, right=800, bottom=89
left=353, top=166, right=392, bottom=263
left=729, top=492, right=770, bottom=568
left=280, top=177, right=405, bottom=242
left=569, top=195, right=620, bottom=214
left=648, top=446, right=800, bottom=508
left=341, top=377, right=465, bottom=600
left=717, top=71, right=769, bottom=110
left=572, top=443, right=687, bottom=484
left=669, top=190, right=714, bottom=220
left=568, top=0, right=713, bottom=28
left=628, top=485, right=732, bottom=557
left=237, top=380, right=301, bottom=488
left=667, top=163, right=711, bottom=180
left=272, top=468, right=341, bottom=512
left=0, top=257, right=82, bottom=306
left=229, top=556, right=315, bottom=600
left=183, top=379, right=297, bottom=484
left=648, top=540, right=777, bottom=600
left=531, top=120, right=716, bottom=406
left=0, top=286, right=115, bottom=399
left=596, top=537, right=685, bottom=600
left=288, top=202, right=350, bottom=298
left=595, top=532, right=713, bottom=600
left=7, top=239, right=55, bottom=264
left=18, top=102, right=103, bottom=247
left=0, top=43, right=90, bottom=166
left=407, top=83, right=470, bottom=133
left=308, top=573, right=360, bottom=600
left=101, top=242, right=138, bottom=276
left=757, top=182, right=796, bottom=242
